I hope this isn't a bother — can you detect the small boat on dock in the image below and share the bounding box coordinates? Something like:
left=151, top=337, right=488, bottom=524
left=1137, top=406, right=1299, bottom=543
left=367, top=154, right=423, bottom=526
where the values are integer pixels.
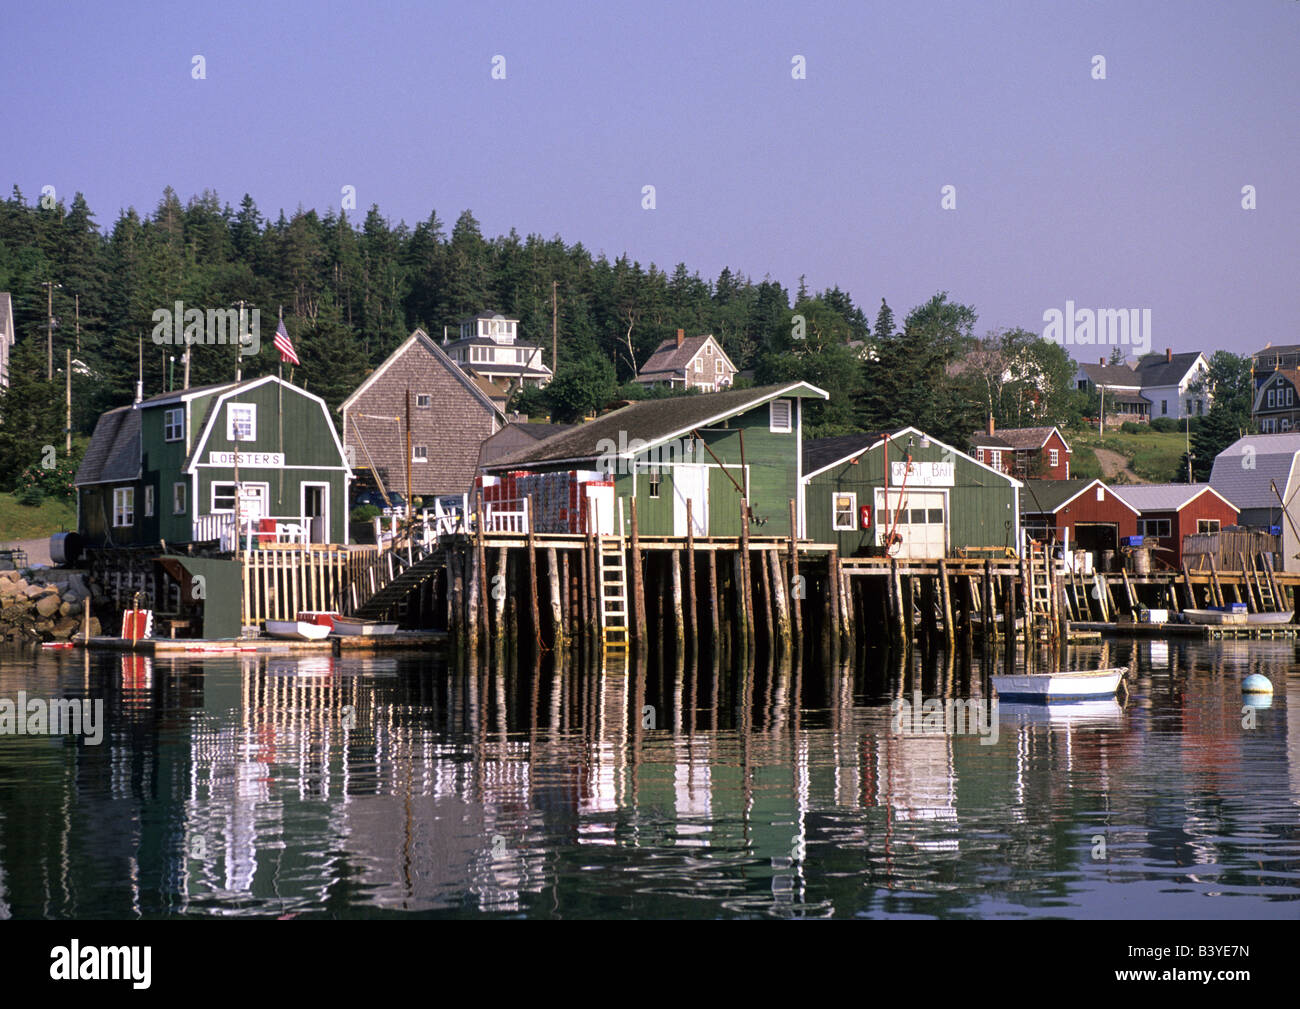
left=1244, top=610, right=1294, bottom=625
left=330, top=618, right=398, bottom=637
left=991, top=666, right=1128, bottom=702
left=1185, top=608, right=1248, bottom=626
left=264, top=619, right=332, bottom=641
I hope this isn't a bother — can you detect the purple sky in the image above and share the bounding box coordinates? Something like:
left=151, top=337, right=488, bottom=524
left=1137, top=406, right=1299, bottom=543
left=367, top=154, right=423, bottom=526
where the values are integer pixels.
left=6, top=0, right=1297, bottom=355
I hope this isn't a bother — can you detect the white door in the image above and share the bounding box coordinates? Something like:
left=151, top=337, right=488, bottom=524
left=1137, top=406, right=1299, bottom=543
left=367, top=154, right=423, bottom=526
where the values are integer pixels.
left=301, top=482, right=329, bottom=544
left=238, top=484, right=267, bottom=523
left=673, top=464, right=708, bottom=536
left=586, top=484, right=615, bottom=535
left=876, top=488, right=947, bottom=559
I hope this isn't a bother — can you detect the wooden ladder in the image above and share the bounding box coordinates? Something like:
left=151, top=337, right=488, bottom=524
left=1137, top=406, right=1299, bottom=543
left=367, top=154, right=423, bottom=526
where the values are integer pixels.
left=1028, top=543, right=1053, bottom=618
left=595, top=499, right=629, bottom=652
left=1251, top=552, right=1278, bottom=612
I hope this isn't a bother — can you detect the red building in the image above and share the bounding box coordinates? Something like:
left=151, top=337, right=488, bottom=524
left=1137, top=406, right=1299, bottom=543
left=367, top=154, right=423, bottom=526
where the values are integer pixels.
left=970, top=423, right=1072, bottom=480
left=1021, top=479, right=1139, bottom=560
left=1107, top=484, right=1239, bottom=569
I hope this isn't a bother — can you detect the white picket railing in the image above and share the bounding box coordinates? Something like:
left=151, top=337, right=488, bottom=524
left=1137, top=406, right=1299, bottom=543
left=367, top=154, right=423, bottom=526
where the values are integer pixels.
left=192, top=513, right=309, bottom=550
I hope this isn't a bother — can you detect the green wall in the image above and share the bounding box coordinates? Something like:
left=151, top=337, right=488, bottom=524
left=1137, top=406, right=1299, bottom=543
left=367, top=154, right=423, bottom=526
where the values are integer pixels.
left=804, top=437, right=1019, bottom=555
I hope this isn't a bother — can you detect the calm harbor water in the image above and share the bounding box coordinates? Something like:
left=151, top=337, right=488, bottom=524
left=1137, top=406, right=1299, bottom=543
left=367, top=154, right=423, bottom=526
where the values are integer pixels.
left=0, top=638, right=1297, bottom=919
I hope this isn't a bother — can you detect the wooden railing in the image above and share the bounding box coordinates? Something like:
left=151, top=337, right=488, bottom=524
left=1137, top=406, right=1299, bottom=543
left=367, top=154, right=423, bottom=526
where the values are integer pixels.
left=240, top=545, right=388, bottom=623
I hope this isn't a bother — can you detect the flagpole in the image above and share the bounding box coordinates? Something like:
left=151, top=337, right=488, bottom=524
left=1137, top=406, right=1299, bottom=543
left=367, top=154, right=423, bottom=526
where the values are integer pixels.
left=278, top=307, right=285, bottom=512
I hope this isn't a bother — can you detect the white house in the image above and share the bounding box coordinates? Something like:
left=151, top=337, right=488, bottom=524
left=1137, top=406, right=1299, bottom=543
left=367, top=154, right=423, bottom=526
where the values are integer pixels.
left=1074, top=348, right=1210, bottom=423
left=441, top=313, right=553, bottom=395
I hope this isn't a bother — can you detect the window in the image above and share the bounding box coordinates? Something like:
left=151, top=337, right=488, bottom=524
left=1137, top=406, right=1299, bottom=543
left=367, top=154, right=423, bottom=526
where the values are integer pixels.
left=412, top=445, right=428, bottom=463
left=648, top=469, right=662, bottom=499
left=1049, top=448, right=1059, bottom=467
left=695, top=358, right=702, bottom=373
left=227, top=403, right=256, bottom=441
left=990, top=450, right=1002, bottom=470
left=173, top=482, right=187, bottom=515
left=1187, top=399, right=1194, bottom=415
left=715, top=358, right=723, bottom=374
left=1096, top=486, right=1105, bottom=502
left=1284, top=420, right=1293, bottom=433
left=164, top=408, right=184, bottom=442
left=927, top=508, right=943, bottom=524
left=144, top=486, right=154, bottom=517
left=977, top=448, right=986, bottom=463
left=416, top=394, right=431, bottom=408
left=1161, top=400, right=1168, bottom=415
left=1138, top=518, right=1172, bottom=538
left=1264, top=418, right=1277, bottom=433
left=832, top=493, right=856, bottom=530
left=1288, top=388, right=1295, bottom=406
left=212, top=482, right=237, bottom=512
left=1198, top=519, right=1221, bottom=534
left=769, top=399, right=793, bottom=433
left=1268, top=389, right=1276, bottom=408
left=112, top=488, right=134, bottom=527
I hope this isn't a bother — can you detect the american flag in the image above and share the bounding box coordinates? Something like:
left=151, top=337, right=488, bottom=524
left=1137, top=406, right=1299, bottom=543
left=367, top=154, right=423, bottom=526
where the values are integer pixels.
left=274, top=319, right=299, bottom=365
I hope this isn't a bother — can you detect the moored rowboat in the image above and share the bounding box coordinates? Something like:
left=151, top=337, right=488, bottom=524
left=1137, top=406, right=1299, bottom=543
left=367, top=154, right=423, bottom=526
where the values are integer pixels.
left=330, top=618, right=398, bottom=636
left=991, top=666, right=1128, bottom=701
left=1244, top=610, right=1294, bottom=625
left=264, top=620, right=332, bottom=641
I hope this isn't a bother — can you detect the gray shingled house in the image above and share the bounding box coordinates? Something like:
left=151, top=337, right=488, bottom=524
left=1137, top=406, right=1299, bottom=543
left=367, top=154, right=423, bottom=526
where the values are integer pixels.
left=341, top=329, right=506, bottom=501
left=634, top=330, right=738, bottom=392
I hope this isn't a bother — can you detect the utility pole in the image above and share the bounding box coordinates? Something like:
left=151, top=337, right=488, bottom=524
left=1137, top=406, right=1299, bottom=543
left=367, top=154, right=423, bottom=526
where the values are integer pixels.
left=65, top=348, right=72, bottom=453
left=74, top=293, right=80, bottom=354
left=40, top=281, right=61, bottom=381
left=551, top=280, right=558, bottom=376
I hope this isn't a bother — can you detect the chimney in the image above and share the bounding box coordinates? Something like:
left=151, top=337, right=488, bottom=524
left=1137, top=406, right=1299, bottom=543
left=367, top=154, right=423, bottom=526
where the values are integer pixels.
left=987, top=415, right=995, bottom=436
left=676, top=328, right=684, bottom=348
left=1165, top=347, right=1172, bottom=363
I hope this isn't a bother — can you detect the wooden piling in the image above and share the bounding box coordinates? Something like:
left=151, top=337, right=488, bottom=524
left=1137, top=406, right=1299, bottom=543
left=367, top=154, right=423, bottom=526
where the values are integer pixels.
left=630, top=499, right=646, bottom=650
left=685, top=499, right=698, bottom=655
left=670, top=549, right=685, bottom=659
left=527, top=521, right=540, bottom=652
left=939, top=559, right=955, bottom=647
left=889, top=557, right=907, bottom=650
left=769, top=548, right=791, bottom=654
left=982, top=560, right=996, bottom=643
left=707, top=548, right=720, bottom=655
left=546, top=546, right=564, bottom=652
left=788, top=499, right=803, bottom=649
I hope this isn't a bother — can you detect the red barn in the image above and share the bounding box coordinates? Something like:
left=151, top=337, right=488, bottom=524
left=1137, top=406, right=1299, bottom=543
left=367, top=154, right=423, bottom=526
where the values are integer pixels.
left=970, top=423, right=1072, bottom=480
left=1108, top=483, right=1239, bottom=569
left=1020, top=479, right=1139, bottom=562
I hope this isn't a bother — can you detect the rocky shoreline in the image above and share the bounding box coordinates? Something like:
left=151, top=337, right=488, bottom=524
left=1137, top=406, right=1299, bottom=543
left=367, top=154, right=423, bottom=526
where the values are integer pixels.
left=0, top=569, right=103, bottom=643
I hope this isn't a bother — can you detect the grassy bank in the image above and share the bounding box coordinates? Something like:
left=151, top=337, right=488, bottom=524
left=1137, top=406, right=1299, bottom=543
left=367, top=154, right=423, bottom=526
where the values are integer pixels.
left=0, top=493, right=77, bottom=541
left=1065, top=426, right=1190, bottom=484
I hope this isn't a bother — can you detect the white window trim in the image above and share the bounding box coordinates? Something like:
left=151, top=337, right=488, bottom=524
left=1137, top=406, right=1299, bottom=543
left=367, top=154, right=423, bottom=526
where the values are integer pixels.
left=416, top=394, right=431, bottom=408
left=226, top=403, right=257, bottom=442
left=412, top=445, right=429, bottom=463
left=770, top=399, right=793, bottom=433
left=211, top=481, right=238, bottom=514
left=164, top=407, right=184, bottom=442
left=144, top=485, right=154, bottom=517
left=832, top=492, right=856, bottom=531
left=173, top=482, right=187, bottom=515
left=1049, top=448, right=1059, bottom=467
left=112, top=487, right=135, bottom=527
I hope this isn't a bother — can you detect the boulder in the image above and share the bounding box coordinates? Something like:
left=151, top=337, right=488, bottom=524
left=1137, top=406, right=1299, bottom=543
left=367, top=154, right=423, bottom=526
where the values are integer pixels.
left=52, top=617, right=80, bottom=640
left=35, top=594, right=63, bottom=618
left=24, top=584, right=46, bottom=599
left=87, top=616, right=102, bottom=637
left=34, top=618, right=55, bottom=633
left=60, top=600, right=83, bottom=617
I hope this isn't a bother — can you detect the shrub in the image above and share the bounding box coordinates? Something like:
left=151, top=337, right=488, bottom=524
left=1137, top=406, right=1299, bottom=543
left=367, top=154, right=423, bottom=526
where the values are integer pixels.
left=17, top=483, right=45, bottom=506
left=1119, top=421, right=1143, bottom=434
left=350, top=504, right=381, bottom=523
left=1150, top=417, right=1179, bottom=433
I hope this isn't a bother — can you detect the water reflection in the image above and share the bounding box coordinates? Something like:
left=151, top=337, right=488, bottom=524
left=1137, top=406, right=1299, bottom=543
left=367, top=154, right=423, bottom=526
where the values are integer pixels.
left=0, top=635, right=1296, bottom=918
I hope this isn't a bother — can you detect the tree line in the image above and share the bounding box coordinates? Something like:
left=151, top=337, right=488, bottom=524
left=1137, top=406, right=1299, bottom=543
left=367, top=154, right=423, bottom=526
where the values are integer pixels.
left=0, top=185, right=1254, bottom=492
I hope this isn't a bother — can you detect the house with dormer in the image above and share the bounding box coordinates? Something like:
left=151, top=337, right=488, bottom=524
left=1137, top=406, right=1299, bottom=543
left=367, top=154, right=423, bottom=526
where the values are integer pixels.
left=440, top=313, right=552, bottom=406
left=635, top=330, right=738, bottom=392
left=1251, top=366, right=1300, bottom=433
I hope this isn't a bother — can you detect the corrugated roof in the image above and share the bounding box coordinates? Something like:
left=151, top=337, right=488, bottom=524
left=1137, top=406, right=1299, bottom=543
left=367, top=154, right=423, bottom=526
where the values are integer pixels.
left=485, top=382, right=827, bottom=468
left=1210, top=433, right=1300, bottom=509
left=1109, top=482, right=1234, bottom=513
left=75, top=406, right=141, bottom=485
